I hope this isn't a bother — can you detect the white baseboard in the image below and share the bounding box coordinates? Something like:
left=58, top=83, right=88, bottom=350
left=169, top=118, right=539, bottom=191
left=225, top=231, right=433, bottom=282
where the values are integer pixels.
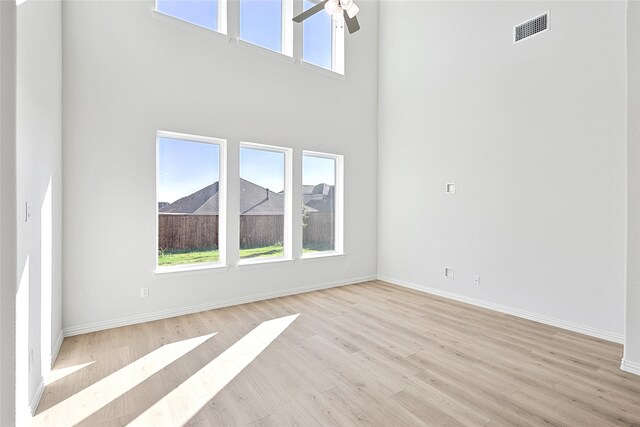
left=377, top=275, right=624, bottom=344
left=63, top=275, right=377, bottom=337
left=621, top=358, right=640, bottom=376
left=29, top=378, right=44, bottom=416
left=51, top=330, right=64, bottom=366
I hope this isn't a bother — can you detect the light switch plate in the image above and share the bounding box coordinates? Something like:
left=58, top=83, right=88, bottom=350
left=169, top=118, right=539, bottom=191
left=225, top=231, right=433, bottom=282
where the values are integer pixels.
left=446, top=183, right=456, bottom=194
left=25, top=202, right=32, bottom=222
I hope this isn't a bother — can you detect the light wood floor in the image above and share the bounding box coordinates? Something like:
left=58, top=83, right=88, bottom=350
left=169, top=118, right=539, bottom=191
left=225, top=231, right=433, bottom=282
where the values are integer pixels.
left=35, top=281, right=640, bottom=426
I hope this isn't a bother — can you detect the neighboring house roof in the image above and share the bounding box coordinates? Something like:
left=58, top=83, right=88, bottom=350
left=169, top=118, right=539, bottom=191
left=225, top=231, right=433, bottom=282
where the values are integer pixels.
left=160, top=182, right=220, bottom=214
left=305, top=196, right=334, bottom=213
left=159, top=179, right=285, bottom=215
left=303, top=183, right=334, bottom=211
left=160, top=180, right=334, bottom=215
left=312, top=183, right=332, bottom=195
left=239, top=179, right=284, bottom=215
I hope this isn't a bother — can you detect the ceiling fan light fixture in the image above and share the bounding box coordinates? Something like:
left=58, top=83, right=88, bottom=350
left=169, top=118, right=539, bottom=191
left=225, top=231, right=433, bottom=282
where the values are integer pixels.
left=324, top=0, right=340, bottom=16
left=345, top=3, right=359, bottom=18
left=292, top=0, right=360, bottom=34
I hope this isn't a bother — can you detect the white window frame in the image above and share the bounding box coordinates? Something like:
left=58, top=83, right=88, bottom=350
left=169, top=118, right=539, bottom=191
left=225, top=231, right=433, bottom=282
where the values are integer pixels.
left=301, top=150, right=344, bottom=259
left=155, top=0, right=228, bottom=35
left=282, top=0, right=294, bottom=56
left=155, top=130, right=227, bottom=273
left=238, top=141, right=293, bottom=265
left=301, top=1, right=345, bottom=74
left=331, top=14, right=345, bottom=74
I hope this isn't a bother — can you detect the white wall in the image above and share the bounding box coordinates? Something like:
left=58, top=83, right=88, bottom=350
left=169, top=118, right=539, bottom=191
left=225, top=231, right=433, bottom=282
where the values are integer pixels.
left=625, top=0, right=640, bottom=374
left=378, top=1, right=627, bottom=340
left=0, top=0, right=18, bottom=424
left=16, top=0, right=62, bottom=415
left=62, top=0, right=379, bottom=332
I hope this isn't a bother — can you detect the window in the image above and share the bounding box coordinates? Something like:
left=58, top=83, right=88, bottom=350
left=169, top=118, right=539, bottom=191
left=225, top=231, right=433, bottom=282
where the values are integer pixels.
left=156, top=0, right=227, bottom=34
left=302, top=152, right=343, bottom=256
left=302, top=0, right=344, bottom=73
left=157, top=132, right=226, bottom=269
left=240, top=0, right=293, bottom=55
left=239, top=143, right=292, bottom=262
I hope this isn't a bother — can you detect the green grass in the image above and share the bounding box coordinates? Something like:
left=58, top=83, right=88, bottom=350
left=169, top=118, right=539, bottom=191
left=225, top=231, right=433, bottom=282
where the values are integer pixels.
left=158, top=243, right=335, bottom=267
left=239, top=245, right=284, bottom=259
left=158, top=248, right=220, bottom=266
left=158, top=244, right=285, bottom=266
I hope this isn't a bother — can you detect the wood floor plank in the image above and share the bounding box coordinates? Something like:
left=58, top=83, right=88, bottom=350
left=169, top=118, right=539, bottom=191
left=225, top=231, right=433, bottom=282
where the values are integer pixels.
left=35, top=281, right=640, bottom=426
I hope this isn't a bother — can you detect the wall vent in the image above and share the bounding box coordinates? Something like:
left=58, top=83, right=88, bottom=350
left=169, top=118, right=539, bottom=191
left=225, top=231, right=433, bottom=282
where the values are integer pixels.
left=514, top=12, right=549, bottom=43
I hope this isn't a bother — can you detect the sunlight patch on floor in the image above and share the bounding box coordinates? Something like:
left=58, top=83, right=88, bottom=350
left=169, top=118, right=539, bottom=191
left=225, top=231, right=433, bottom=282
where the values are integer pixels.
left=128, top=313, right=300, bottom=426
left=45, top=361, right=95, bottom=385
left=32, top=332, right=217, bottom=426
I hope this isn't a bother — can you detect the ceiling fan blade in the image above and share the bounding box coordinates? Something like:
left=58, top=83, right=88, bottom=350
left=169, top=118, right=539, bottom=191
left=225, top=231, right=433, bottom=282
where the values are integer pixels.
left=293, top=0, right=329, bottom=23
left=343, top=10, right=360, bottom=33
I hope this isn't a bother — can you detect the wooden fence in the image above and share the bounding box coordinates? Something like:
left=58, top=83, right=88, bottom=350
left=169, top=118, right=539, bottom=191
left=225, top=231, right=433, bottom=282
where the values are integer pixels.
left=239, top=215, right=284, bottom=248
left=303, top=212, right=335, bottom=248
left=159, top=214, right=219, bottom=250
left=158, top=213, right=334, bottom=250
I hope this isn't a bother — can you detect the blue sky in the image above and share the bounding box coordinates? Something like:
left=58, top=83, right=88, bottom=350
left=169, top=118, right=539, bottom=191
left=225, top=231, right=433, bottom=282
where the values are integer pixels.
left=157, top=0, right=219, bottom=30
left=159, top=138, right=336, bottom=203
left=240, top=147, right=284, bottom=191
left=157, top=0, right=332, bottom=69
left=303, top=0, right=332, bottom=69
left=158, top=138, right=220, bottom=203
left=240, top=0, right=282, bottom=52
left=303, top=155, right=335, bottom=186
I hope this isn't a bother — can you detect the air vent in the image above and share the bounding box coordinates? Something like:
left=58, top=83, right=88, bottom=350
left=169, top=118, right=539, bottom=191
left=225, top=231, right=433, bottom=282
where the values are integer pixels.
left=514, top=12, right=549, bottom=43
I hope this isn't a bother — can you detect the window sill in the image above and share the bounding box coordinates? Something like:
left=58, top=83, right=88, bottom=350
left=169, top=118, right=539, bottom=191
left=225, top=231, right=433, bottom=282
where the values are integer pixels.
left=301, top=61, right=345, bottom=80
left=152, top=10, right=231, bottom=43
left=235, top=39, right=295, bottom=64
left=300, top=252, right=345, bottom=262
left=237, top=257, right=294, bottom=269
left=154, top=263, right=230, bottom=278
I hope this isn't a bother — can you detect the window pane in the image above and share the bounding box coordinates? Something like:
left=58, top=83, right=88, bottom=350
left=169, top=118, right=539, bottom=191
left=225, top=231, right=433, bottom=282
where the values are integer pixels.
left=302, top=155, right=336, bottom=252
left=157, top=0, right=218, bottom=31
left=240, top=147, right=285, bottom=260
left=303, top=0, right=332, bottom=70
left=240, top=0, right=282, bottom=52
left=158, top=137, right=220, bottom=267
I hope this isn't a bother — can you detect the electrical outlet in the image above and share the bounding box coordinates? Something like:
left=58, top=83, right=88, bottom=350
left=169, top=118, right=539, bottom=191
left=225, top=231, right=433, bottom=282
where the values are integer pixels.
left=29, top=349, right=34, bottom=371
left=346, top=259, right=351, bottom=268
left=445, top=268, right=454, bottom=279
left=140, top=287, right=149, bottom=298
left=474, top=275, right=480, bottom=285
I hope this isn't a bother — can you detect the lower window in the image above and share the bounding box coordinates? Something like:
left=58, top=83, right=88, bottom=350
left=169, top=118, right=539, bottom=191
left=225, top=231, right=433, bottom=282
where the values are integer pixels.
left=239, top=143, right=291, bottom=262
left=157, top=132, right=225, bottom=268
left=302, top=151, right=342, bottom=255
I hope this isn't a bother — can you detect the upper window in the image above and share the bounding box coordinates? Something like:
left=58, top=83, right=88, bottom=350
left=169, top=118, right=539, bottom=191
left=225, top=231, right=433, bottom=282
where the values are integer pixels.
left=240, top=0, right=281, bottom=52
left=157, top=132, right=226, bottom=269
left=302, top=0, right=344, bottom=73
left=240, top=0, right=293, bottom=55
left=302, top=152, right=343, bottom=256
left=156, top=0, right=227, bottom=34
left=239, top=143, right=292, bottom=263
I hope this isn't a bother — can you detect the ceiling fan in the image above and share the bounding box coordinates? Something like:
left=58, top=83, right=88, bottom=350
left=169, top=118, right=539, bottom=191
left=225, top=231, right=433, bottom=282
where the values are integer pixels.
left=293, top=0, right=361, bottom=34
